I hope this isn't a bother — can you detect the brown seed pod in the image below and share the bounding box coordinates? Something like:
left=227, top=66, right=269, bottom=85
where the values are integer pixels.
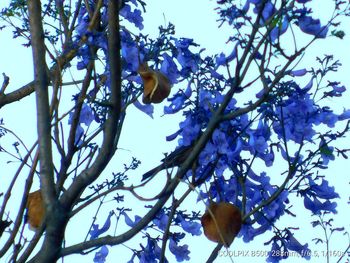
left=138, top=62, right=171, bottom=104
left=201, top=202, right=242, bottom=247
left=26, top=190, right=45, bottom=230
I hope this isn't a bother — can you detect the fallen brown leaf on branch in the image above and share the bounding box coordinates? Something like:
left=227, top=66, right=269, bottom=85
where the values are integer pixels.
left=26, top=190, right=45, bottom=230
left=201, top=202, right=242, bottom=247
left=138, top=62, right=171, bottom=104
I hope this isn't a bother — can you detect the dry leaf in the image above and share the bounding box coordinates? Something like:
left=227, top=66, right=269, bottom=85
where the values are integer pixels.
left=138, top=62, right=171, bottom=104
left=201, top=202, right=242, bottom=247
left=26, top=190, right=45, bottom=230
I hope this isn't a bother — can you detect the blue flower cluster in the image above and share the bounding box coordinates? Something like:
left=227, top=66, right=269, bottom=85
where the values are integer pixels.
left=266, top=229, right=311, bottom=263
left=123, top=207, right=201, bottom=262
left=65, top=0, right=350, bottom=262
left=68, top=103, right=96, bottom=145
left=217, top=0, right=329, bottom=43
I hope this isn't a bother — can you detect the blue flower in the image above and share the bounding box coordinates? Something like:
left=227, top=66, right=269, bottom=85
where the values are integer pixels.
left=229, top=137, right=244, bottom=159
left=248, top=170, right=270, bottom=185
left=296, top=0, right=312, bottom=3
left=80, top=103, right=95, bottom=126
left=247, top=120, right=270, bottom=155
left=198, top=89, right=226, bottom=112
left=289, top=68, right=307, bottom=77
left=209, top=68, right=224, bottom=79
left=68, top=103, right=95, bottom=126
left=174, top=38, right=196, bottom=49
left=303, top=77, right=314, bottom=91
left=303, top=195, right=337, bottom=214
left=242, top=0, right=256, bottom=13
left=76, top=45, right=92, bottom=70
left=164, top=96, right=184, bottom=114
left=273, top=93, right=318, bottom=143
left=161, top=53, right=180, bottom=84
left=332, top=85, right=346, bottom=93
left=198, top=142, right=218, bottom=166
left=174, top=38, right=200, bottom=76
left=285, top=230, right=311, bottom=260
left=308, top=178, right=339, bottom=199
left=216, top=42, right=239, bottom=66
left=263, top=190, right=288, bottom=219
left=75, top=7, right=89, bottom=37
left=178, top=215, right=202, bottom=236
left=249, top=133, right=268, bottom=154
left=164, top=84, right=192, bottom=114
left=216, top=53, right=226, bottom=66
left=178, top=117, right=201, bottom=146
left=139, top=238, right=163, bottom=263
left=339, top=109, right=350, bottom=120
left=318, top=139, right=335, bottom=166
left=133, top=100, right=154, bottom=118
left=254, top=1, right=276, bottom=26
left=89, top=211, right=113, bottom=240
left=123, top=212, right=142, bottom=227
left=212, top=130, right=231, bottom=155
left=270, top=16, right=289, bottom=42
left=177, top=50, right=199, bottom=76
left=121, top=44, right=139, bottom=72
left=120, top=5, right=144, bottom=30
left=324, top=83, right=346, bottom=98
left=266, top=239, right=284, bottom=263
left=67, top=103, right=95, bottom=146
left=153, top=212, right=169, bottom=231
left=240, top=223, right=272, bottom=242
left=297, top=16, right=328, bottom=38
left=320, top=109, right=338, bottom=128
left=166, top=129, right=182, bottom=142
left=93, top=245, right=109, bottom=263
left=261, top=150, right=275, bottom=167
left=169, top=238, right=190, bottom=262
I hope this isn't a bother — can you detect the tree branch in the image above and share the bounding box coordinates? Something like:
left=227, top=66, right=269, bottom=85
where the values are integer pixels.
left=27, top=0, right=65, bottom=262
left=60, top=0, right=122, bottom=216
left=206, top=244, right=223, bottom=263
left=0, top=150, right=38, bottom=258
left=28, top=0, right=56, bottom=205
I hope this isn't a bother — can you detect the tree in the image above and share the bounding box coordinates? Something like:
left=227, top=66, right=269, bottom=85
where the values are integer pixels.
left=0, top=0, right=349, bottom=262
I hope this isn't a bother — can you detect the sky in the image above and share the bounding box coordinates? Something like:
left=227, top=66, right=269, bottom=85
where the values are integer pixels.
left=0, top=0, right=349, bottom=262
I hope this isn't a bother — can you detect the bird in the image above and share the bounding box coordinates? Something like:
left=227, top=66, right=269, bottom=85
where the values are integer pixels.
left=141, top=144, right=193, bottom=181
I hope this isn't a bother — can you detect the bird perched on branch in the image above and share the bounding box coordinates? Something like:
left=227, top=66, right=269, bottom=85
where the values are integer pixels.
left=141, top=144, right=193, bottom=181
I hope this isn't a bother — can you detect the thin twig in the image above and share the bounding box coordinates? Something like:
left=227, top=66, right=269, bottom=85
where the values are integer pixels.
left=0, top=73, right=9, bottom=94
